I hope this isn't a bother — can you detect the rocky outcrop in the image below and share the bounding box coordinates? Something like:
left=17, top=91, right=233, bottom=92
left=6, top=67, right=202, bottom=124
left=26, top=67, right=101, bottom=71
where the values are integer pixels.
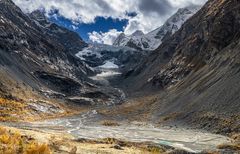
left=124, top=0, right=240, bottom=134
left=0, top=0, right=122, bottom=111
left=0, top=0, right=90, bottom=78
left=76, top=44, right=146, bottom=70
left=113, top=5, right=201, bottom=51
left=29, top=10, right=88, bottom=55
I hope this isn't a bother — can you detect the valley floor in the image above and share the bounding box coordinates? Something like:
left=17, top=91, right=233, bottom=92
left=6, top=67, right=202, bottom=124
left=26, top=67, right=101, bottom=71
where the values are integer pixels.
left=0, top=61, right=239, bottom=154
left=0, top=115, right=239, bottom=154
left=0, top=98, right=237, bottom=154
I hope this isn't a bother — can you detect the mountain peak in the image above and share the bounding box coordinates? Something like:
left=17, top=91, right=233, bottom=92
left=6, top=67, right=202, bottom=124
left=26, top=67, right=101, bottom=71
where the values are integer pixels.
left=176, top=5, right=201, bottom=16
left=113, top=33, right=127, bottom=46
left=118, top=32, right=126, bottom=38
left=113, top=5, right=200, bottom=51
left=30, top=10, right=47, bottom=21
left=131, top=30, right=144, bottom=37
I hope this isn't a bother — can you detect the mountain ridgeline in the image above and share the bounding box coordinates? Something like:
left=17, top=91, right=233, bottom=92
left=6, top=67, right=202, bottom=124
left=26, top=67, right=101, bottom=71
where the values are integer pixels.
left=0, top=0, right=239, bottom=136
left=0, top=0, right=124, bottom=119
left=113, top=5, right=201, bottom=51
left=123, top=0, right=240, bottom=133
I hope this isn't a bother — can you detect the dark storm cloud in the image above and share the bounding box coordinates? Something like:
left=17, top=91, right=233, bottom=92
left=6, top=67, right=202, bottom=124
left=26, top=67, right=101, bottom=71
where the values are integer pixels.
left=138, top=0, right=173, bottom=15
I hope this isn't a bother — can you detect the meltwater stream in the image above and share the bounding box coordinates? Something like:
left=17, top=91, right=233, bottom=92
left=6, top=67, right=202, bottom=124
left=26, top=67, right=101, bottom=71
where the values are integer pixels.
left=3, top=60, right=230, bottom=153
left=8, top=110, right=230, bottom=153
left=30, top=62, right=230, bottom=153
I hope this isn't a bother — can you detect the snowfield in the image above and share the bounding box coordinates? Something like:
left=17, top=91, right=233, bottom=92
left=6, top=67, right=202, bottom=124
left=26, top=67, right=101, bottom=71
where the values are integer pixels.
left=99, top=61, right=119, bottom=69
left=113, top=5, right=201, bottom=51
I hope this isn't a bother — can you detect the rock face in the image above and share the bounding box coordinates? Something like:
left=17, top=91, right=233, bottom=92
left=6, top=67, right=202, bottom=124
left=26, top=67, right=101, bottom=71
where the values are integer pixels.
left=124, top=0, right=240, bottom=134
left=29, top=10, right=87, bottom=55
left=113, top=5, right=201, bottom=51
left=0, top=0, right=122, bottom=109
left=76, top=44, right=146, bottom=70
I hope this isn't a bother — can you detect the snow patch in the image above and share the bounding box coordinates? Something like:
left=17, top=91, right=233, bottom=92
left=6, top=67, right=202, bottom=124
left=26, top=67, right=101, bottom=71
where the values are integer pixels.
left=99, top=61, right=119, bottom=69
left=113, top=5, right=201, bottom=51
left=76, top=46, right=102, bottom=60
left=96, top=71, right=121, bottom=77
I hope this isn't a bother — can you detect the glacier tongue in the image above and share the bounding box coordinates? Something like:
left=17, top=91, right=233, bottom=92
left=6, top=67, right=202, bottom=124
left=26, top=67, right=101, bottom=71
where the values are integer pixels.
left=99, top=61, right=119, bottom=69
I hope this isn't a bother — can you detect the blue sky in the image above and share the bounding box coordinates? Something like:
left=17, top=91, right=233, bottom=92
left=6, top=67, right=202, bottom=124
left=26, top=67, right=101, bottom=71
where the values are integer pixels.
left=13, top=0, right=207, bottom=44
left=49, top=15, right=128, bottom=42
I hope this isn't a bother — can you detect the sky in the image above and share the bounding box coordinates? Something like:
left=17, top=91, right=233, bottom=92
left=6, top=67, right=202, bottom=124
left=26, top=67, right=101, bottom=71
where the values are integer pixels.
left=13, top=0, right=207, bottom=45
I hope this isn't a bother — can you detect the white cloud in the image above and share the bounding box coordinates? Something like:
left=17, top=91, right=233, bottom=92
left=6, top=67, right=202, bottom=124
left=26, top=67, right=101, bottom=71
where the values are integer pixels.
left=13, top=0, right=132, bottom=23
left=88, top=29, right=123, bottom=45
left=13, top=0, right=207, bottom=44
left=168, top=0, right=207, bottom=7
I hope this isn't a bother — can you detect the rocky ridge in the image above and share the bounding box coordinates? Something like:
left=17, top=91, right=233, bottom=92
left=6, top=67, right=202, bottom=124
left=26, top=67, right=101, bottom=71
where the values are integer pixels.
left=113, top=5, right=201, bottom=51
left=0, top=0, right=124, bottom=120
left=123, top=0, right=240, bottom=134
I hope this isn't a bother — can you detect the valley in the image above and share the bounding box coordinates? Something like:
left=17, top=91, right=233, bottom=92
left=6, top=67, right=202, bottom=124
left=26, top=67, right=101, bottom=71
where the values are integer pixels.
left=1, top=110, right=231, bottom=153
left=1, top=44, right=236, bottom=153
left=0, top=0, right=239, bottom=153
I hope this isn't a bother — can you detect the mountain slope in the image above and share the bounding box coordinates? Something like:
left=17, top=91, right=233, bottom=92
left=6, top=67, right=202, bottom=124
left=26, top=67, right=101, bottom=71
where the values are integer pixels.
left=113, top=5, right=201, bottom=51
left=123, top=0, right=240, bottom=134
left=0, top=0, right=122, bottom=120
left=76, top=43, right=146, bottom=70
left=30, top=10, right=87, bottom=55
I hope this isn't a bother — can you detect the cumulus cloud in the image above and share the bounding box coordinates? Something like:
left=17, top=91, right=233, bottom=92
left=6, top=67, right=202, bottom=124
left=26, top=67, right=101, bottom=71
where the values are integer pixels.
left=13, top=0, right=207, bottom=44
left=88, top=29, right=123, bottom=45
left=13, top=0, right=131, bottom=23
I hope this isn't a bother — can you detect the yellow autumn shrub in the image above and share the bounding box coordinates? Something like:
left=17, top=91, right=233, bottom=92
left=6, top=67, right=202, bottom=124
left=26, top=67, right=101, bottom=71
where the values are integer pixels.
left=0, top=127, right=51, bottom=154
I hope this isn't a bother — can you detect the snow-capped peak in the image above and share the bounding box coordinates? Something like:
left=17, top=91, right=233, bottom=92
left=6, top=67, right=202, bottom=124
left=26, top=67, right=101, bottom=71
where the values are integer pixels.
left=113, top=5, right=201, bottom=51
left=131, top=30, right=144, bottom=37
